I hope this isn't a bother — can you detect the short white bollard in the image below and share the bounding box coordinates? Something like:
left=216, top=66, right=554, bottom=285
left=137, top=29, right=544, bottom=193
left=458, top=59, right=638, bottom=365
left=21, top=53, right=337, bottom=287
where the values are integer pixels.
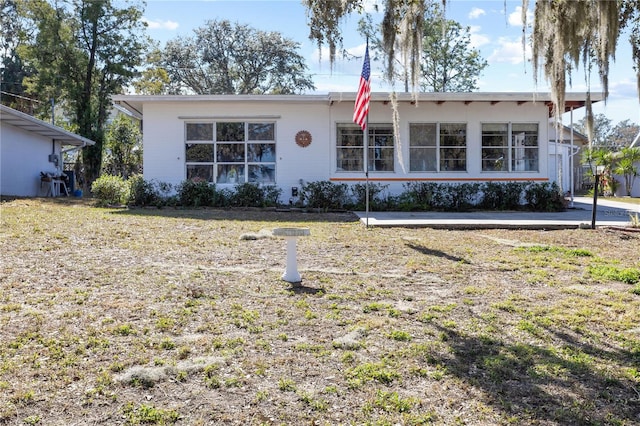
left=272, top=227, right=310, bottom=283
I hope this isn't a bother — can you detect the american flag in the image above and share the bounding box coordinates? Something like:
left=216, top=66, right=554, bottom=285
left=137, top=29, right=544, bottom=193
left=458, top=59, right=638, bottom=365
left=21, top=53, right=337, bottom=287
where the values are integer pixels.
left=353, top=43, right=371, bottom=131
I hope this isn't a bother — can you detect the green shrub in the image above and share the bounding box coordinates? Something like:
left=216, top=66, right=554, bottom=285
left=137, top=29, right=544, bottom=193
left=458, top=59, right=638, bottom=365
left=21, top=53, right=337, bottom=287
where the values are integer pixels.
left=479, top=182, right=526, bottom=210
left=524, top=182, right=566, bottom=212
left=400, top=182, right=439, bottom=210
left=229, top=183, right=281, bottom=207
left=128, top=175, right=172, bottom=207
left=177, top=179, right=217, bottom=207
left=263, top=185, right=283, bottom=207
left=439, top=182, right=480, bottom=211
left=301, top=181, right=349, bottom=210
left=91, top=174, right=129, bottom=206
left=349, top=183, right=389, bottom=210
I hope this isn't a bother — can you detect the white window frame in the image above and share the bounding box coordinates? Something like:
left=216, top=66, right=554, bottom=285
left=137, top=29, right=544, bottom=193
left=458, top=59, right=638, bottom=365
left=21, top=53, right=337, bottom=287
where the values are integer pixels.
left=184, top=121, right=277, bottom=184
left=409, top=122, right=467, bottom=172
left=336, top=123, right=395, bottom=172
left=481, top=122, right=539, bottom=172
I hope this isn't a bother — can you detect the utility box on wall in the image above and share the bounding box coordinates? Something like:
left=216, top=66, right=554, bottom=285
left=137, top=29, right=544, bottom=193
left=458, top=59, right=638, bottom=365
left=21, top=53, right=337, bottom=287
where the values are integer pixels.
left=48, top=154, right=59, bottom=166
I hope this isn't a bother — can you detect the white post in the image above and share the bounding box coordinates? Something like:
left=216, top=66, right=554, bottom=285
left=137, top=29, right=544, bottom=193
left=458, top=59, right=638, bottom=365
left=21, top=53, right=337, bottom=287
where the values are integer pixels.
left=282, top=236, right=301, bottom=283
left=569, top=107, right=575, bottom=208
left=272, top=227, right=310, bottom=283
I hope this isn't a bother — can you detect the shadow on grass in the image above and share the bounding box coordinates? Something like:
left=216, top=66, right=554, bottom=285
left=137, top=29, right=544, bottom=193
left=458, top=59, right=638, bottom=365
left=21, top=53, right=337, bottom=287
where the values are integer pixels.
left=111, top=206, right=361, bottom=223
left=429, top=321, right=640, bottom=424
left=287, top=283, right=327, bottom=295
left=405, top=242, right=469, bottom=263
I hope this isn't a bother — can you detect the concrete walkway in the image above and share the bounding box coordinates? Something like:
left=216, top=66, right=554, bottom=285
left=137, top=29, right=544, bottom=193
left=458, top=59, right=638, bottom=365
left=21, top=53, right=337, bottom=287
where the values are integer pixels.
left=355, top=197, right=640, bottom=229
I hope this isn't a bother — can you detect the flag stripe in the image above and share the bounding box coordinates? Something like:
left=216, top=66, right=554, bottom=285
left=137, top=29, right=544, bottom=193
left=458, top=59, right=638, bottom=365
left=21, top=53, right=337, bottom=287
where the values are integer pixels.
left=353, top=43, right=371, bottom=131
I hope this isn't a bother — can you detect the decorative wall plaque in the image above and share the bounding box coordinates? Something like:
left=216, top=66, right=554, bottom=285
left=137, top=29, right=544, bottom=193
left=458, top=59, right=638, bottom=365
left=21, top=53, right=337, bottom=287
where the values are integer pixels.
left=295, top=130, right=312, bottom=148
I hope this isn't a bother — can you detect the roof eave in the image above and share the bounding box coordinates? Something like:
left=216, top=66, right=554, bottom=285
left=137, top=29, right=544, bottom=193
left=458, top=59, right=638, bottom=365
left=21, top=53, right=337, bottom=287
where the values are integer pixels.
left=0, top=105, right=96, bottom=147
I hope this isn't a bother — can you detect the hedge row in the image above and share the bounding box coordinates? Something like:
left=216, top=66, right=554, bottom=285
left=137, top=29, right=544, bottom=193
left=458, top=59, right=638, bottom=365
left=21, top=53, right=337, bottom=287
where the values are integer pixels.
left=91, top=174, right=566, bottom=212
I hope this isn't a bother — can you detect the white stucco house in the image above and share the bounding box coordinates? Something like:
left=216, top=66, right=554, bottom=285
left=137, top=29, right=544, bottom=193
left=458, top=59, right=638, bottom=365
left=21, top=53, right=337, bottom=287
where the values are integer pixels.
left=0, top=104, right=95, bottom=197
left=548, top=122, right=590, bottom=195
left=112, top=92, right=600, bottom=202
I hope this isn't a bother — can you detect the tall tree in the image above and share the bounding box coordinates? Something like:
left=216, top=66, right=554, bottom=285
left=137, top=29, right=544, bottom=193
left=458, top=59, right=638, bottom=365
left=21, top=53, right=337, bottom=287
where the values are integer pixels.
left=160, top=19, right=315, bottom=95
left=357, top=2, right=487, bottom=93
left=20, top=0, right=148, bottom=187
left=610, top=120, right=640, bottom=148
left=103, top=114, right=142, bottom=179
left=420, top=3, right=487, bottom=92
left=573, top=113, right=613, bottom=147
left=574, top=116, right=640, bottom=149
left=132, top=48, right=171, bottom=95
left=303, top=0, right=639, bottom=122
left=0, top=0, right=33, bottom=111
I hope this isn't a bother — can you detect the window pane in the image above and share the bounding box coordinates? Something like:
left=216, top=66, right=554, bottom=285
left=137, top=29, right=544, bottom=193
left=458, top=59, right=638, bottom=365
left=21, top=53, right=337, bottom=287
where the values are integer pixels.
left=482, top=124, right=508, bottom=146
left=248, top=144, right=275, bottom=162
left=410, top=147, right=437, bottom=171
left=186, top=123, right=213, bottom=141
left=410, top=124, right=436, bottom=147
left=337, top=147, right=363, bottom=171
left=512, top=148, right=539, bottom=171
left=482, top=123, right=508, bottom=171
left=186, top=144, right=214, bottom=162
left=248, top=165, right=276, bottom=183
left=440, top=123, right=466, bottom=147
left=337, top=124, right=364, bottom=171
left=440, top=148, right=466, bottom=171
left=370, top=131, right=394, bottom=147
left=217, top=165, right=245, bottom=184
left=482, top=123, right=508, bottom=133
left=512, top=123, right=538, bottom=133
left=369, top=147, right=394, bottom=171
left=216, top=122, right=244, bottom=141
left=338, top=127, right=364, bottom=148
left=186, top=165, right=213, bottom=182
left=216, top=143, right=245, bottom=162
left=482, top=148, right=508, bottom=171
left=248, top=123, right=275, bottom=141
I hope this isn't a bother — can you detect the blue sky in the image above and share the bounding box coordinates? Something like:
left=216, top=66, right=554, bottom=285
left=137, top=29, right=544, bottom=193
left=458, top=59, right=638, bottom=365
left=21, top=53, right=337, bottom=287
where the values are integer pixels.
left=141, top=0, right=639, bottom=127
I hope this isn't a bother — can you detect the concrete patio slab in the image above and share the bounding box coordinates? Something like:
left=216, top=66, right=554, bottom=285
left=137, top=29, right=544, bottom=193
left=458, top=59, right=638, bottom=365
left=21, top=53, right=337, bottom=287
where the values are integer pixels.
left=355, top=197, right=640, bottom=229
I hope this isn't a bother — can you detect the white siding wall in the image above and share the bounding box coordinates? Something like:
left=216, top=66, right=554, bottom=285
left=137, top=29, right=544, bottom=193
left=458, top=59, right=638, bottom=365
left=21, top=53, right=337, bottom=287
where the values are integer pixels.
left=141, top=100, right=331, bottom=200
left=329, top=99, right=549, bottom=194
left=141, top=98, right=551, bottom=199
left=1, top=124, right=62, bottom=196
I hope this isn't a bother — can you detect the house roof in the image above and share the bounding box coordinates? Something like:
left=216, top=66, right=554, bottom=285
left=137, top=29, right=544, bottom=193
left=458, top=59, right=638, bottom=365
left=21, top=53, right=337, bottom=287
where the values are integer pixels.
left=0, top=104, right=96, bottom=147
left=112, top=91, right=603, bottom=119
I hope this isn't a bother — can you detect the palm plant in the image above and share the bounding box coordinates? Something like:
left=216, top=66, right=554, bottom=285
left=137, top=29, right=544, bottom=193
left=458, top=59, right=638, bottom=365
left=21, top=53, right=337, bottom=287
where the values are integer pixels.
left=614, top=147, right=640, bottom=196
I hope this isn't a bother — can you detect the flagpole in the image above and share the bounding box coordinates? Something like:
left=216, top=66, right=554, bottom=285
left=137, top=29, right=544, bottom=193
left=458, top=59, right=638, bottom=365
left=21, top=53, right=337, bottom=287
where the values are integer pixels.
left=353, top=37, right=371, bottom=228
left=365, top=114, right=369, bottom=228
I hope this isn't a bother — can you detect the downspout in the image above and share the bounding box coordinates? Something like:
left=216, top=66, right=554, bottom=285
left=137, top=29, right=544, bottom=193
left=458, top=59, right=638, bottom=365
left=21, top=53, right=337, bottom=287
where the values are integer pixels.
left=569, top=108, right=575, bottom=207
left=61, top=141, right=88, bottom=154
left=630, top=130, right=640, bottom=148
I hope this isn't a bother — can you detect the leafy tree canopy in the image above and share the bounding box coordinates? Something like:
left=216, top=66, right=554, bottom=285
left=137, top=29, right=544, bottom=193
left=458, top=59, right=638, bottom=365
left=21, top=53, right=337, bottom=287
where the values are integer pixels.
left=357, top=2, right=487, bottom=93
left=304, top=0, right=639, bottom=125
left=574, top=114, right=640, bottom=149
left=157, top=19, right=315, bottom=95
left=18, top=0, right=149, bottom=186
left=419, top=3, right=487, bottom=92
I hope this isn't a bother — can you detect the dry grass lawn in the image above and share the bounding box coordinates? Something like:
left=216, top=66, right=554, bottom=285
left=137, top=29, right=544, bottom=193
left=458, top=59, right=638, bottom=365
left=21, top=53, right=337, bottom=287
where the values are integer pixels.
left=1, top=198, right=640, bottom=425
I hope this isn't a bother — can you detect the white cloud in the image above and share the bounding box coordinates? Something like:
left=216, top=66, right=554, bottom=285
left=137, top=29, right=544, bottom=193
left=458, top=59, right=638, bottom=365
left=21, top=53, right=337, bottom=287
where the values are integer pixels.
left=142, top=17, right=179, bottom=31
left=508, top=6, right=532, bottom=27
left=488, top=37, right=531, bottom=65
left=468, top=7, right=486, bottom=20
left=469, top=26, right=490, bottom=49
left=362, top=0, right=384, bottom=14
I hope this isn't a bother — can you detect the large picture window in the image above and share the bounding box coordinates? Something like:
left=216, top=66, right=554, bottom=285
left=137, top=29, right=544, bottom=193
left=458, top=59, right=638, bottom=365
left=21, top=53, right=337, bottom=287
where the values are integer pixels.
left=185, top=121, right=276, bottom=184
left=336, top=124, right=394, bottom=172
left=409, top=123, right=467, bottom=172
left=482, top=123, right=538, bottom=172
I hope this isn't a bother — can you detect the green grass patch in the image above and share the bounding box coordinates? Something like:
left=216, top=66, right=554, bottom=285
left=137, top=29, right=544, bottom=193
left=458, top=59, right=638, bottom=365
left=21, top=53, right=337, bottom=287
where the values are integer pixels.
left=587, top=264, right=640, bottom=284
